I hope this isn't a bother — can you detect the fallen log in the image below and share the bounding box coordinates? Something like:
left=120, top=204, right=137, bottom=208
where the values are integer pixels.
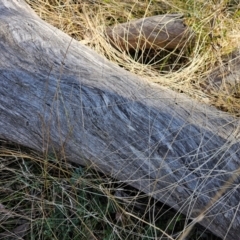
left=0, top=1, right=240, bottom=239
left=205, top=49, right=240, bottom=92
left=105, top=14, right=194, bottom=51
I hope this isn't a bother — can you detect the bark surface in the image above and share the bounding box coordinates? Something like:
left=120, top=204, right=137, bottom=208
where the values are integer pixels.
left=0, top=1, right=240, bottom=239
left=105, top=14, right=194, bottom=51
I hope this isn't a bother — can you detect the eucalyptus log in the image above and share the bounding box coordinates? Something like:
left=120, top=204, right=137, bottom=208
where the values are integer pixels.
left=0, top=1, right=240, bottom=239
left=105, top=14, right=194, bottom=51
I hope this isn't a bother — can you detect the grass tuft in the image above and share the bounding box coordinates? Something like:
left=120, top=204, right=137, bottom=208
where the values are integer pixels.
left=0, top=140, right=220, bottom=239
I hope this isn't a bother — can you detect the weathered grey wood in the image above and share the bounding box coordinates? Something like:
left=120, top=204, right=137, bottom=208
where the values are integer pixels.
left=0, top=1, right=240, bottom=239
left=205, top=49, right=240, bottom=93
left=105, top=14, right=194, bottom=51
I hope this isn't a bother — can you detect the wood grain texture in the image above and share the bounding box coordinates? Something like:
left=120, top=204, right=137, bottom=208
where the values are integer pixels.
left=0, top=1, right=240, bottom=239
left=105, top=14, right=194, bottom=51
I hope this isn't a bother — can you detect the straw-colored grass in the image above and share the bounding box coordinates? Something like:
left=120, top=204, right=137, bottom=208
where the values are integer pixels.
left=25, top=0, right=240, bottom=115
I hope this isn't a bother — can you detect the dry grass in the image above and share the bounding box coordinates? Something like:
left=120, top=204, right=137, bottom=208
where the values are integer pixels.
left=1, top=0, right=240, bottom=239
left=25, top=0, right=240, bottom=116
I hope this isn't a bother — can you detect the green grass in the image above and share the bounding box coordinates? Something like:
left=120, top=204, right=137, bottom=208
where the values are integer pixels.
left=0, top=141, right=220, bottom=239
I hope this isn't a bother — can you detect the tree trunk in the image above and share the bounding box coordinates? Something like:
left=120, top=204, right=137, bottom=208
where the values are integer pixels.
left=0, top=1, right=240, bottom=239
left=105, top=14, right=194, bottom=51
